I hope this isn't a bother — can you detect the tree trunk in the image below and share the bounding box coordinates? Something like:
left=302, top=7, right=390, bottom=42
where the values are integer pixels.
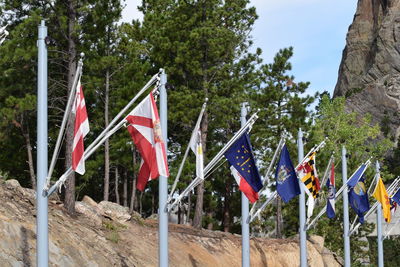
left=186, top=191, right=191, bottom=224
left=123, top=168, right=128, bottom=207
left=223, top=182, right=231, bottom=232
left=276, top=196, right=283, bottom=238
left=115, top=166, right=120, bottom=205
left=151, top=192, right=155, bottom=215
left=64, top=0, right=77, bottom=214
left=103, top=68, right=110, bottom=201
left=139, top=191, right=143, bottom=215
left=21, top=122, right=36, bottom=190
left=193, top=111, right=208, bottom=229
left=129, top=149, right=137, bottom=213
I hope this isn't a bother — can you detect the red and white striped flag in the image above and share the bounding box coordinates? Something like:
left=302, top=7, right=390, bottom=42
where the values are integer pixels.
left=72, top=77, right=90, bottom=175
left=126, top=92, right=169, bottom=191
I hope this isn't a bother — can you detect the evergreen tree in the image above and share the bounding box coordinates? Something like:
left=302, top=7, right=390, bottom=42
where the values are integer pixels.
left=139, top=0, right=260, bottom=229
left=250, top=47, right=314, bottom=238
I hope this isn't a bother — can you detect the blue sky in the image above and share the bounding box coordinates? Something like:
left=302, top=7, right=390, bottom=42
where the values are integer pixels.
left=122, top=0, right=358, bottom=96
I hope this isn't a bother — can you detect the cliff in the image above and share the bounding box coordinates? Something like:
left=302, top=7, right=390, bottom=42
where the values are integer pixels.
left=0, top=179, right=341, bottom=266
left=333, top=0, right=400, bottom=137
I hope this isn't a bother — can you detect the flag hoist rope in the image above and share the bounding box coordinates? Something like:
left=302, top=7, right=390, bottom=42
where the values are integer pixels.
left=46, top=57, right=83, bottom=188
left=44, top=71, right=162, bottom=196
left=167, top=111, right=259, bottom=212
left=248, top=138, right=328, bottom=223
left=168, top=99, right=208, bottom=202
left=306, top=159, right=372, bottom=231
left=349, top=176, right=400, bottom=236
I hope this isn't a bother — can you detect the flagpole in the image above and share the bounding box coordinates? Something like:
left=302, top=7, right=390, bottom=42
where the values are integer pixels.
left=241, top=103, right=250, bottom=267
left=159, top=68, right=168, bottom=267
left=342, top=146, right=351, bottom=267
left=45, top=74, right=159, bottom=196
left=297, top=128, right=307, bottom=267
left=249, top=139, right=326, bottom=224
left=375, top=161, right=384, bottom=267
left=168, top=99, right=208, bottom=200
left=307, top=159, right=372, bottom=231
left=46, top=57, right=83, bottom=187
left=168, top=112, right=259, bottom=211
left=349, top=177, right=400, bottom=236
left=37, top=20, right=49, bottom=267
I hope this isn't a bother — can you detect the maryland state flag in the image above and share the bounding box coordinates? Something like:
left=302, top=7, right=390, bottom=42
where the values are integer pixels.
left=296, top=152, right=321, bottom=218
left=373, top=177, right=391, bottom=223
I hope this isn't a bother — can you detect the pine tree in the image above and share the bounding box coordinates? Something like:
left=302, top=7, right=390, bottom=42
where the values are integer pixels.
left=139, top=0, right=260, bottom=229
left=250, top=47, right=314, bottom=238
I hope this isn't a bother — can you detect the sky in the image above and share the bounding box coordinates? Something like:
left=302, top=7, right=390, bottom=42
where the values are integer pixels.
left=121, top=0, right=358, bottom=96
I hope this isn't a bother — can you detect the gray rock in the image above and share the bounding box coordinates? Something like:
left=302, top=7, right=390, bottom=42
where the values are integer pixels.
left=334, top=0, right=400, bottom=139
left=98, top=201, right=131, bottom=223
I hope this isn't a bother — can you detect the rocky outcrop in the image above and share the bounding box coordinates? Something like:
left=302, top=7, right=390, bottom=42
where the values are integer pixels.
left=0, top=179, right=341, bottom=266
left=333, top=0, right=400, bottom=138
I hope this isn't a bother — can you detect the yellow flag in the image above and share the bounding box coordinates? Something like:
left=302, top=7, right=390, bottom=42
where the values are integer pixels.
left=372, top=177, right=391, bottom=223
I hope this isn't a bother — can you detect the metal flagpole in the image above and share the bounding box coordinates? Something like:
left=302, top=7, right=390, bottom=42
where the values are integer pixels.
left=375, top=161, right=384, bottom=267
left=241, top=103, right=250, bottom=267
left=168, top=112, right=259, bottom=211
left=159, top=68, right=168, bottom=267
left=168, top=99, right=208, bottom=200
left=349, top=177, right=400, bottom=236
left=45, top=74, right=160, bottom=196
left=249, top=139, right=327, bottom=224
left=298, top=129, right=307, bottom=267
left=342, top=146, right=351, bottom=267
left=46, top=58, right=83, bottom=187
left=37, top=20, right=49, bottom=267
left=307, top=159, right=372, bottom=231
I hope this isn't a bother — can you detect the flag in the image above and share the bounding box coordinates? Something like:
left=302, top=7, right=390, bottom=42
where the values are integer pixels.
left=126, top=92, right=169, bottom=191
left=348, top=175, right=370, bottom=224
left=275, top=144, right=300, bottom=203
left=373, top=177, right=391, bottom=223
left=347, top=164, right=367, bottom=187
left=224, top=133, right=263, bottom=203
left=390, top=198, right=397, bottom=215
left=296, top=152, right=320, bottom=218
left=72, top=77, right=90, bottom=175
left=189, top=128, right=204, bottom=180
left=392, top=188, right=400, bottom=205
left=326, top=162, right=336, bottom=219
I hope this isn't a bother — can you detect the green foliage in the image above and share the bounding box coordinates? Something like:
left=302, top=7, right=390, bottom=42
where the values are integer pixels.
left=308, top=94, right=393, bottom=263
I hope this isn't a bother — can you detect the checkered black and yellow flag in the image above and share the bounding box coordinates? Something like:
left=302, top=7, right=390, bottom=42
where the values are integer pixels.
left=298, top=152, right=320, bottom=198
left=297, top=152, right=321, bottom=218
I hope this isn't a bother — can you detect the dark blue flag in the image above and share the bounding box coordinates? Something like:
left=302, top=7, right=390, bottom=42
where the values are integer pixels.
left=224, top=133, right=262, bottom=203
left=392, top=188, right=400, bottom=205
left=275, top=144, right=300, bottom=203
left=348, top=175, right=370, bottom=224
left=347, top=164, right=367, bottom=187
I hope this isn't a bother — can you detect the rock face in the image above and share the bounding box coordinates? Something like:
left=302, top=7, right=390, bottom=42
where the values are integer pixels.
left=334, top=0, right=400, bottom=137
left=0, top=180, right=342, bottom=266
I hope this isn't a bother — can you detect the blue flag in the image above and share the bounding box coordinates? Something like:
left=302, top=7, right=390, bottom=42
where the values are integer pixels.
left=347, top=164, right=367, bottom=187
left=392, top=188, right=400, bottom=205
left=348, top=175, right=370, bottom=223
left=275, top=144, right=300, bottom=203
left=326, top=162, right=336, bottom=219
left=224, top=133, right=263, bottom=203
